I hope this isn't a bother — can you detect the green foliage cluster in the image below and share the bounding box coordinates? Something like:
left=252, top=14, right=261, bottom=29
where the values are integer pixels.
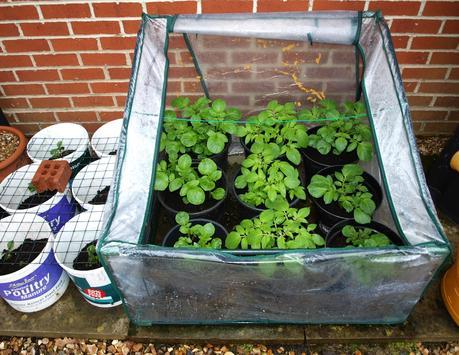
left=234, top=142, right=306, bottom=209
left=50, top=140, right=65, bottom=159
left=1, top=240, right=14, bottom=261
left=225, top=200, right=324, bottom=250
left=154, top=154, right=225, bottom=205
left=307, top=164, right=376, bottom=224
left=173, top=212, right=222, bottom=249
left=342, top=225, right=391, bottom=248
left=160, top=97, right=242, bottom=161
left=86, top=244, right=100, bottom=266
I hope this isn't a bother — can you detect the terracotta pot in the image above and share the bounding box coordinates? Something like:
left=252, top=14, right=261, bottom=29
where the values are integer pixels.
left=0, top=126, right=29, bottom=182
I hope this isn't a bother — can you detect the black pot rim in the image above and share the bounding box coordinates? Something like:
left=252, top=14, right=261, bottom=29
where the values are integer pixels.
left=232, top=165, right=304, bottom=213
left=162, top=218, right=228, bottom=247
left=309, top=165, right=383, bottom=222
left=158, top=171, right=228, bottom=218
left=326, top=219, right=404, bottom=248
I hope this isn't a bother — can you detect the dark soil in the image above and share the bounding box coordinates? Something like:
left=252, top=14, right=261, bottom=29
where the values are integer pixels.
left=50, top=149, right=75, bottom=160
left=73, top=240, right=101, bottom=271
left=0, top=238, right=48, bottom=275
left=108, top=150, right=117, bottom=156
left=88, top=186, right=110, bottom=205
left=17, top=190, right=57, bottom=210
left=302, top=146, right=358, bottom=166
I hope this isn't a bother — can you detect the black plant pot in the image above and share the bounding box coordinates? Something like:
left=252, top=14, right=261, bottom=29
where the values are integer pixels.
left=240, top=137, right=251, bottom=156
left=309, top=165, right=383, bottom=234
left=326, top=219, right=404, bottom=248
left=438, top=173, right=459, bottom=224
left=301, top=126, right=359, bottom=179
left=158, top=171, right=228, bottom=220
left=162, top=218, right=228, bottom=247
left=232, top=166, right=304, bottom=219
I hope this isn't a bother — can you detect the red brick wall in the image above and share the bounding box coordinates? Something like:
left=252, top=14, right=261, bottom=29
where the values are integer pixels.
left=0, top=0, right=458, bottom=135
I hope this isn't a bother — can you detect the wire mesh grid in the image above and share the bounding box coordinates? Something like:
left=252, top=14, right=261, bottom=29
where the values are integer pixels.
left=0, top=133, right=118, bottom=274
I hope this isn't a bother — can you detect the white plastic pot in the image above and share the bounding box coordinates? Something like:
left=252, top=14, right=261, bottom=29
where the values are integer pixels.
left=0, top=214, right=69, bottom=312
left=27, top=123, right=90, bottom=174
left=0, top=163, right=77, bottom=233
left=71, top=156, right=115, bottom=212
left=53, top=211, right=121, bottom=307
left=90, top=119, right=122, bottom=158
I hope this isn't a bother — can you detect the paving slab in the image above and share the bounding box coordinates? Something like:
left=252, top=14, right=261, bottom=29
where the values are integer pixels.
left=0, top=283, right=129, bottom=340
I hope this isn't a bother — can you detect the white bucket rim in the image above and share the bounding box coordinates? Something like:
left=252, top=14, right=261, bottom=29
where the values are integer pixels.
left=90, top=119, right=123, bottom=158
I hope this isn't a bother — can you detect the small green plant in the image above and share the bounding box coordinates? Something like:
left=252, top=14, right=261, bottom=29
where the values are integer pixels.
left=50, top=140, right=65, bottom=159
left=234, top=142, right=306, bottom=209
left=342, top=225, right=391, bottom=248
left=154, top=154, right=225, bottom=205
left=239, top=100, right=309, bottom=165
left=28, top=182, right=36, bottom=193
left=300, top=99, right=373, bottom=162
left=226, top=200, right=324, bottom=250
left=307, top=164, right=376, bottom=224
left=173, top=212, right=222, bottom=249
left=160, top=97, right=242, bottom=161
left=86, top=244, right=100, bottom=266
left=1, top=240, right=14, bottom=261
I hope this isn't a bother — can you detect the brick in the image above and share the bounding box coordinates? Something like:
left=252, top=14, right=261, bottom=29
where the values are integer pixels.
left=0, top=71, right=17, bottom=82
left=21, top=22, right=69, bottom=37
left=116, top=95, right=127, bottom=107
left=15, top=112, right=56, bottom=122
left=390, top=19, right=442, bottom=34
left=206, top=81, right=229, bottom=93
left=90, top=81, right=129, bottom=93
left=108, top=67, right=132, bottom=80
left=11, top=123, right=41, bottom=135
left=52, top=38, right=98, bottom=52
left=41, top=4, right=91, bottom=19
left=16, top=69, right=60, bottom=82
left=419, top=82, right=459, bottom=94
left=29, top=97, right=71, bottom=108
left=434, top=97, right=459, bottom=108
left=201, top=36, right=251, bottom=49
left=443, top=20, right=459, bottom=34
left=391, top=36, right=409, bottom=49
left=177, top=52, right=194, bottom=65
left=448, top=111, right=459, bottom=121
left=3, top=84, right=44, bottom=96
left=0, top=55, right=33, bottom=68
left=0, top=6, right=38, bottom=20
left=430, top=52, right=459, bottom=65
left=0, top=98, right=29, bottom=109
left=202, top=0, right=253, bottom=13
left=407, top=95, right=432, bottom=107
left=182, top=81, right=206, bottom=93
left=313, top=0, right=363, bottom=11
left=258, top=0, right=308, bottom=12
left=93, top=2, right=142, bottom=17
left=100, top=111, right=124, bottom=121
left=197, top=51, right=227, bottom=64
left=57, top=111, right=99, bottom=122
left=396, top=51, right=429, bottom=65
left=122, top=20, right=142, bottom=34
left=0, top=24, right=20, bottom=37
left=81, top=122, right=104, bottom=134
left=231, top=51, right=279, bottom=64
left=231, top=81, right=275, bottom=93
left=46, top=83, right=90, bottom=95
left=81, top=53, right=127, bottom=66
left=423, top=2, right=459, bottom=16
left=167, top=80, right=182, bottom=92
left=169, top=35, right=187, bottom=49
left=404, top=81, right=417, bottom=93
left=34, top=54, right=79, bottom=67
left=147, top=1, right=197, bottom=14
left=368, top=1, right=420, bottom=16
left=72, top=96, right=115, bottom=107
left=169, top=66, right=199, bottom=79
left=61, top=68, right=105, bottom=80
left=331, top=50, right=354, bottom=64
left=207, top=67, right=252, bottom=79
left=423, top=122, right=458, bottom=134
left=449, top=68, right=459, bottom=80
left=32, top=160, right=71, bottom=193
left=72, top=21, right=120, bottom=35
left=326, top=81, right=356, bottom=93
left=100, top=36, right=136, bottom=50
left=3, top=39, right=50, bottom=53
left=403, top=67, right=448, bottom=80
left=411, top=110, right=448, bottom=121
left=411, top=36, right=459, bottom=50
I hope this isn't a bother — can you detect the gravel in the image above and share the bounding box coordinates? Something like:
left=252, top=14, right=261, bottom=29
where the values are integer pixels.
left=0, top=131, right=19, bottom=163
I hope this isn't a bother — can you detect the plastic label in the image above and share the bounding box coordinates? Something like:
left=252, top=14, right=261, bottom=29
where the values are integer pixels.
left=38, top=195, right=76, bottom=234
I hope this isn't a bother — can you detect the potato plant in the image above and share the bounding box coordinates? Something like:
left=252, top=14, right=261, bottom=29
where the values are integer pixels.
left=173, top=212, right=222, bottom=249
left=342, top=225, right=391, bottom=248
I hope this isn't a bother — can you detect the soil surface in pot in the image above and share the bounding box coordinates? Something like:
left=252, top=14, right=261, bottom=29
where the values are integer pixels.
left=302, top=146, right=358, bottom=166
left=17, top=190, right=57, bottom=210
left=108, top=150, right=117, bottom=156
left=73, top=240, right=101, bottom=271
left=0, top=238, right=48, bottom=275
left=0, top=131, right=20, bottom=163
left=50, top=150, right=75, bottom=160
left=88, top=186, right=110, bottom=205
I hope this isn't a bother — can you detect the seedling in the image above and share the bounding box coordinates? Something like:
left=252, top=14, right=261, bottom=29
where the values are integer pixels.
left=226, top=199, right=324, bottom=250
left=307, top=164, right=376, bottom=224
left=2, top=240, right=14, bottom=261
left=301, top=99, right=373, bottom=161
left=28, top=182, right=37, bottom=193
left=235, top=142, right=306, bottom=208
left=86, top=244, right=100, bottom=266
left=50, top=140, right=65, bottom=159
left=154, top=154, right=225, bottom=205
left=342, top=225, right=391, bottom=248
left=173, top=212, right=222, bottom=249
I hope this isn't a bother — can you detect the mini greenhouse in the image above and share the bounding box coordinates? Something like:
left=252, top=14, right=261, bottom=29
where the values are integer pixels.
left=98, top=11, right=451, bottom=325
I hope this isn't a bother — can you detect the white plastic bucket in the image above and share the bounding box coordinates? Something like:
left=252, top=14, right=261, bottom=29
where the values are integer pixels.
left=0, top=163, right=77, bottom=233
left=90, top=119, right=122, bottom=158
left=27, top=123, right=90, bottom=175
left=54, top=211, right=121, bottom=307
left=71, top=156, right=115, bottom=212
left=0, top=214, right=69, bottom=312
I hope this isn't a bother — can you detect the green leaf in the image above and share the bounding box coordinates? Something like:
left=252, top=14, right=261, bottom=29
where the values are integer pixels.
left=226, top=231, right=241, bottom=249
left=169, top=178, right=182, bottom=192
left=180, top=131, right=198, bottom=147
left=199, top=177, right=215, bottom=191
left=354, top=208, right=371, bottom=224
left=175, top=211, right=189, bottom=226
left=202, top=223, right=215, bottom=237
left=207, top=132, right=227, bottom=154
left=357, top=142, right=373, bottom=161
left=342, top=163, right=363, bottom=178
left=316, top=140, right=331, bottom=155
left=211, top=187, right=225, bottom=200
left=187, top=187, right=205, bottom=205
left=360, top=197, right=376, bottom=215
left=286, top=148, right=301, bottom=165
left=259, top=209, right=275, bottom=223
left=334, top=137, right=347, bottom=153
left=312, top=234, right=325, bottom=246
left=307, top=175, right=331, bottom=198
left=154, top=171, right=168, bottom=191
left=198, top=158, right=217, bottom=175
left=177, top=154, right=192, bottom=170
left=212, top=98, right=226, bottom=112
left=284, top=176, right=300, bottom=189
